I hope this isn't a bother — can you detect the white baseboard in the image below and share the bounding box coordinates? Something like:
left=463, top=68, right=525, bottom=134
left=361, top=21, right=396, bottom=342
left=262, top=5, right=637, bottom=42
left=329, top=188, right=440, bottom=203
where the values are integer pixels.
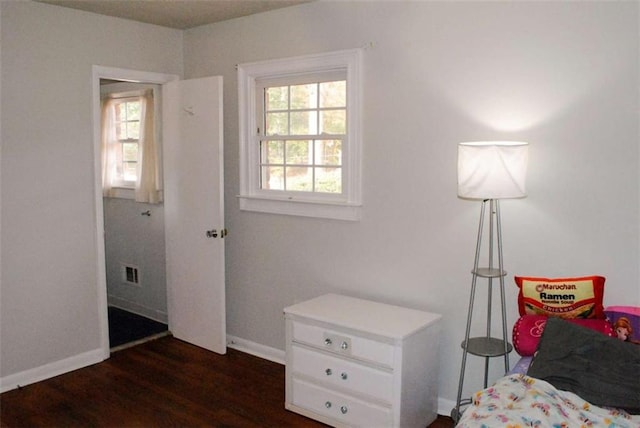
left=226, top=335, right=285, bottom=365
left=438, top=397, right=456, bottom=418
left=107, top=295, right=168, bottom=324
left=0, top=348, right=105, bottom=393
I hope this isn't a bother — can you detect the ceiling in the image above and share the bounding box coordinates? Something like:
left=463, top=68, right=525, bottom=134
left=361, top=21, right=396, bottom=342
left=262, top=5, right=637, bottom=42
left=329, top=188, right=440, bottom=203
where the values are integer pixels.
left=36, top=0, right=313, bottom=30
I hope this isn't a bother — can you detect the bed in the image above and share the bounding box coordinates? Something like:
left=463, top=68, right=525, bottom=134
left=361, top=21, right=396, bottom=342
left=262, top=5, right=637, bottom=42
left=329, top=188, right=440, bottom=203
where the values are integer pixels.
left=456, top=310, right=640, bottom=428
left=456, top=373, right=639, bottom=428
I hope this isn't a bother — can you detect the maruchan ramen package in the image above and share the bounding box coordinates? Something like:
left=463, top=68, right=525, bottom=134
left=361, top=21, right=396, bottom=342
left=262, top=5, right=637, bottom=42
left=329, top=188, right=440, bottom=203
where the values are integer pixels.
left=515, top=275, right=605, bottom=319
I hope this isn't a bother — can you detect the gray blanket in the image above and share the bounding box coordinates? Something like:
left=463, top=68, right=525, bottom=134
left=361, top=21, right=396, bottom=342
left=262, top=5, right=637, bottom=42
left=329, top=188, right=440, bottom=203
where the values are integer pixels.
left=527, top=317, right=640, bottom=414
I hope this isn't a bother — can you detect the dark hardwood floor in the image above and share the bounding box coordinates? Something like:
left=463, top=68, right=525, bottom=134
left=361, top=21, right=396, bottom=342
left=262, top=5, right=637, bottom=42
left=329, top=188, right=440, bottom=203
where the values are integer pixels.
left=108, top=306, right=168, bottom=348
left=0, top=336, right=454, bottom=427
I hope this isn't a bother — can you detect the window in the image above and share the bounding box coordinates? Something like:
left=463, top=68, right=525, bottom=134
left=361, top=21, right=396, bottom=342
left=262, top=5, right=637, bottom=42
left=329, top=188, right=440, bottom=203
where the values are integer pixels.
left=113, top=98, right=141, bottom=186
left=260, top=78, right=345, bottom=194
left=101, top=88, right=162, bottom=204
left=238, top=49, right=362, bottom=221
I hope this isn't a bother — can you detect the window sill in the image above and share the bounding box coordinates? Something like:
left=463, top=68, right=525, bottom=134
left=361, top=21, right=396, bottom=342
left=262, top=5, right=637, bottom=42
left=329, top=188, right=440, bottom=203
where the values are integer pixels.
left=105, top=187, right=135, bottom=200
left=238, top=195, right=361, bottom=221
left=104, top=188, right=164, bottom=204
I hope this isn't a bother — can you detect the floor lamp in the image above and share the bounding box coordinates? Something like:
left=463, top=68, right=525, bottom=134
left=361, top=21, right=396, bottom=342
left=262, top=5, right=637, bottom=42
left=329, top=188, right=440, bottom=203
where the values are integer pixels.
left=452, top=141, right=529, bottom=422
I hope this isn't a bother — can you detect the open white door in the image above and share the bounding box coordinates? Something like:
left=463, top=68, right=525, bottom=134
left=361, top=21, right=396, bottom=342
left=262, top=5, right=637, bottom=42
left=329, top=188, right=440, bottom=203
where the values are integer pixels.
left=163, top=76, right=226, bottom=354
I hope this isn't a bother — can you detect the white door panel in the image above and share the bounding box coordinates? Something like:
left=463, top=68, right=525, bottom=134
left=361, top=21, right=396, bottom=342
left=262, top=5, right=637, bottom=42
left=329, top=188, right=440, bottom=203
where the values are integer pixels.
left=163, top=76, right=226, bottom=354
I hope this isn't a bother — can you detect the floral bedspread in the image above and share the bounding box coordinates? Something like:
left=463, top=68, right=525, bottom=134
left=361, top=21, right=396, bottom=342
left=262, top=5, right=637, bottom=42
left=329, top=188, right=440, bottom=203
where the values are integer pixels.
left=456, top=374, right=640, bottom=428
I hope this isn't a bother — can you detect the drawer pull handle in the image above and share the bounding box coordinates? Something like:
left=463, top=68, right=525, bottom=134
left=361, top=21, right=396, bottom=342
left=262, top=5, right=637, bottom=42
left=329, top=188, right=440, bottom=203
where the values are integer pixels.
left=324, top=338, right=333, bottom=346
left=341, top=372, right=348, bottom=380
left=340, top=341, right=349, bottom=350
left=325, top=401, right=332, bottom=409
left=325, top=368, right=332, bottom=376
left=340, top=405, right=348, bottom=414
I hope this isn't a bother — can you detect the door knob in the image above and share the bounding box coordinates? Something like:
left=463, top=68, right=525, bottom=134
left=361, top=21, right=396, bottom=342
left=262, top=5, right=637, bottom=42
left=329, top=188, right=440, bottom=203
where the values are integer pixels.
left=206, top=229, right=218, bottom=238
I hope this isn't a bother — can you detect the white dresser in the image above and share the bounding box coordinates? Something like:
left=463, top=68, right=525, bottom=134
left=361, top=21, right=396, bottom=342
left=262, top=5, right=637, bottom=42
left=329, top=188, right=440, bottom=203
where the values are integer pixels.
left=284, top=294, right=442, bottom=427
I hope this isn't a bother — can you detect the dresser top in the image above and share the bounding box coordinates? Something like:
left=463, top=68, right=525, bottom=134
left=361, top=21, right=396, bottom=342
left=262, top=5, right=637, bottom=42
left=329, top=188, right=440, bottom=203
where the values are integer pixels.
left=284, top=294, right=441, bottom=339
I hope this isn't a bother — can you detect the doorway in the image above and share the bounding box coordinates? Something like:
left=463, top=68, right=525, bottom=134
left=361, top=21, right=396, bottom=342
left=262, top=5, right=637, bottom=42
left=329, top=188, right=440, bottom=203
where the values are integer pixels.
left=100, top=79, right=169, bottom=350
left=93, top=67, right=179, bottom=357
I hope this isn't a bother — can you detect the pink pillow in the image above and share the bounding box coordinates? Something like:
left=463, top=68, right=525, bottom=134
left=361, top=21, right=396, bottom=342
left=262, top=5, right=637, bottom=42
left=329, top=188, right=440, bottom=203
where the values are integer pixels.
left=512, top=315, right=614, bottom=356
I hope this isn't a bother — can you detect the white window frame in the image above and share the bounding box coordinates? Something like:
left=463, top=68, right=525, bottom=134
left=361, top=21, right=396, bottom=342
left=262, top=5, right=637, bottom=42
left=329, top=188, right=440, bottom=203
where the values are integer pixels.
left=238, top=49, right=362, bottom=221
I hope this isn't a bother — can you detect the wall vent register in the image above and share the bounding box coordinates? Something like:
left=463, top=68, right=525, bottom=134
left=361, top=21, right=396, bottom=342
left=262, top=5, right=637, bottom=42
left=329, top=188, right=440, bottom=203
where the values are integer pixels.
left=284, top=294, right=442, bottom=427
left=121, top=264, right=140, bottom=286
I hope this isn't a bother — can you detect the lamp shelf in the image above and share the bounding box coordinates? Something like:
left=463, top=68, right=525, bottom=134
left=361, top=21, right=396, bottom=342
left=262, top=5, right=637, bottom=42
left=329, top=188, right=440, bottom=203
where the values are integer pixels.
left=462, top=337, right=513, bottom=358
left=472, top=268, right=506, bottom=278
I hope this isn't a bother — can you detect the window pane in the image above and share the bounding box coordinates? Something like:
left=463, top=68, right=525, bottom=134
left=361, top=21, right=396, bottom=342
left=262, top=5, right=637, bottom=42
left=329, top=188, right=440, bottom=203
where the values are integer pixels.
left=261, top=166, right=284, bottom=190
left=266, top=112, right=288, bottom=136
left=123, top=162, right=137, bottom=182
left=122, top=142, right=138, bottom=162
left=261, top=140, right=284, bottom=164
left=286, top=140, right=311, bottom=165
left=315, top=140, right=342, bottom=166
left=320, top=81, right=346, bottom=108
left=266, top=86, right=288, bottom=111
left=287, top=167, right=312, bottom=191
left=290, top=111, right=317, bottom=135
left=127, top=121, right=140, bottom=139
left=320, top=110, right=346, bottom=134
left=127, top=101, right=140, bottom=120
left=290, top=84, right=318, bottom=110
left=315, top=167, right=342, bottom=193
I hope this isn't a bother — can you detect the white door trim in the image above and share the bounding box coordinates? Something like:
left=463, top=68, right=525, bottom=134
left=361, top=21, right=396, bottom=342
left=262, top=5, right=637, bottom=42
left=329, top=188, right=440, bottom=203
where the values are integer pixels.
left=91, top=66, right=179, bottom=359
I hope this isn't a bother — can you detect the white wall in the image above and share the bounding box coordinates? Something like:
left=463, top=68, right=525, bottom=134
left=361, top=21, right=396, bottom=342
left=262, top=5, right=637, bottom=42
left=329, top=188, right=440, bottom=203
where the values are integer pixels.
left=0, top=1, right=182, bottom=380
left=183, top=1, right=639, bottom=408
left=104, top=197, right=167, bottom=322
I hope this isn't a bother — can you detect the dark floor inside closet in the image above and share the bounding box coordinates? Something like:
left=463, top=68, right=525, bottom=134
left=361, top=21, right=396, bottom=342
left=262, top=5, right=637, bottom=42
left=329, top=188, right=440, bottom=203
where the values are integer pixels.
left=108, top=306, right=168, bottom=349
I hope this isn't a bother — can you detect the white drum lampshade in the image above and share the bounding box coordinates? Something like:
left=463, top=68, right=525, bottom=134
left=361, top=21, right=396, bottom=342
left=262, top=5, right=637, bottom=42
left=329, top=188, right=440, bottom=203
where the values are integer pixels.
left=457, top=141, right=529, bottom=200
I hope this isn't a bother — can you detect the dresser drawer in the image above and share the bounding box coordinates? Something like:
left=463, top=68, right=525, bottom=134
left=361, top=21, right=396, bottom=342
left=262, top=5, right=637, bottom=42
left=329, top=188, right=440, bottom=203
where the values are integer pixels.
left=291, top=321, right=394, bottom=367
left=291, top=344, right=393, bottom=403
left=291, top=377, right=393, bottom=427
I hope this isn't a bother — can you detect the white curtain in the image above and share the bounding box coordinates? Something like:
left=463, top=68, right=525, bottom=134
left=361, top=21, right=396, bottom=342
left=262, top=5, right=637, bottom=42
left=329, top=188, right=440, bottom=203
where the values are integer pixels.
left=101, top=98, right=119, bottom=198
left=135, top=90, right=163, bottom=204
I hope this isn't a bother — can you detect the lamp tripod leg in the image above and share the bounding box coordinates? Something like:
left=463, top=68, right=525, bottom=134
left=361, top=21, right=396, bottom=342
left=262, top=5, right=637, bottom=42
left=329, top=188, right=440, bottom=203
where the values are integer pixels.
left=452, top=200, right=487, bottom=422
left=495, top=201, right=511, bottom=373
